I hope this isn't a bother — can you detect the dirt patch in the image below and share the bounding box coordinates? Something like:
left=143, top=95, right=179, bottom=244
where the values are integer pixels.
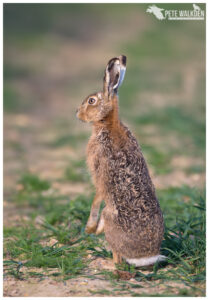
left=151, top=155, right=205, bottom=189
left=153, top=169, right=205, bottom=190
left=4, top=259, right=200, bottom=297
left=3, top=257, right=195, bottom=297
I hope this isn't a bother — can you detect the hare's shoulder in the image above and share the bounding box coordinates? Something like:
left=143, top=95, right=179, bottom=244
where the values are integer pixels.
left=86, top=125, right=144, bottom=175
left=87, top=124, right=141, bottom=161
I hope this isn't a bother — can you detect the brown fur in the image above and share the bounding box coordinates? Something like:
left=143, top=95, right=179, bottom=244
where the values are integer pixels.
left=77, top=55, right=164, bottom=264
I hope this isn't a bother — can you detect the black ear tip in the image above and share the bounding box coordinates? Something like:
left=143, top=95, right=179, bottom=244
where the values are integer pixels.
left=120, top=55, right=127, bottom=66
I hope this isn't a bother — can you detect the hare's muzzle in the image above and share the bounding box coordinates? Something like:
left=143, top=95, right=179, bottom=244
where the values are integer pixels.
left=76, top=107, right=81, bottom=119
left=76, top=105, right=87, bottom=122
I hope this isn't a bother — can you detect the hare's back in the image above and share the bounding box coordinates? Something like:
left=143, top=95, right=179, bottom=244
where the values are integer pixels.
left=102, top=128, right=162, bottom=227
left=107, top=143, right=158, bottom=208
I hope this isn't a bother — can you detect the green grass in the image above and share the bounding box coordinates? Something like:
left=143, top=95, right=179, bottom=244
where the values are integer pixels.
left=4, top=63, right=31, bottom=80
left=4, top=83, right=21, bottom=113
left=158, top=185, right=205, bottom=227
left=4, top=173, right=102, bottom=279
left=4, top=82, right=35, bottom=113
left=64, top=159, right=90, bottom=183
left=135, top=107, right=205, bottom=151
left=4, top=173, right=205, bottom=295
left=141, top=144, right=172, bottom=174
left=185, top=165, right=205, bottom=174
left=88, top=289, right=113, bottom=295
left=19, top=173, right=51, bottom=192
left=49, top=133, right=88, bottom=148
left=129, top=105, right=205, bottom=175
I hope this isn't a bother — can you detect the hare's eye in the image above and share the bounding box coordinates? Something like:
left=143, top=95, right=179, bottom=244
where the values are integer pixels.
left=88, top=98, right=96, bottom=105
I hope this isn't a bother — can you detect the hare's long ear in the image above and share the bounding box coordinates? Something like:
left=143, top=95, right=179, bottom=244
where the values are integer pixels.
left=103, top=55, right=127, bottom=99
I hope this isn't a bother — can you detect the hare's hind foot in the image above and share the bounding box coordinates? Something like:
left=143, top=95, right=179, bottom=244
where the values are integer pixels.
left=98, top=253, right=122, bottom=270
left=126, top=255, right=166, bottom=267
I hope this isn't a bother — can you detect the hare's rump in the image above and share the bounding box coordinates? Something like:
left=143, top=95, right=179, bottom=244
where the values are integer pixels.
left=103, top=206, right=164, bottom=259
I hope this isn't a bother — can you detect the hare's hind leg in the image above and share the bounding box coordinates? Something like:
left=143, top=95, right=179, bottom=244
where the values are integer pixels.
left=113, top=251, right=123, bottom=264
left=85, top=192, right=103, bottom=234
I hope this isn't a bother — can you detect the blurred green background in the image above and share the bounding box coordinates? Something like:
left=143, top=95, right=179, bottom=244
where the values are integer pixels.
left=3, top=4, right=206, bottom=296
left=4, top=3, right=205, bottom=190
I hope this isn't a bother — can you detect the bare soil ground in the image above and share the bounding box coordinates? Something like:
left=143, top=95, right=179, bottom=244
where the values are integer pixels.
left=4, top=260, right=199, bottom=297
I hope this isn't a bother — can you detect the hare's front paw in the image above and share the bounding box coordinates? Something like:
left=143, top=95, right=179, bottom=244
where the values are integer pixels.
left=85, top=219, right=97, bottom=234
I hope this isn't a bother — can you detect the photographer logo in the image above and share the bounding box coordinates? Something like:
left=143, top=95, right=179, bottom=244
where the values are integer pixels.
left=146, top=4, right=205, bottom=20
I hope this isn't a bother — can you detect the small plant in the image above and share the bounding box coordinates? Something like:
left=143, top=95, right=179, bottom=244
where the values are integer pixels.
left=19, top=173, right=51, bottom=192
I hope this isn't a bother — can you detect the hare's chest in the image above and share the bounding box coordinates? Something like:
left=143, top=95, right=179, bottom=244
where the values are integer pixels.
left=86, top=140, right=105, bottom=181
left=86, top=134, right=112, bottom=185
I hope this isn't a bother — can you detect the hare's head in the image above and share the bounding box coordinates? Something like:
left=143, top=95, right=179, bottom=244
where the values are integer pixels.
left=77, top=55, right=127, bottom=123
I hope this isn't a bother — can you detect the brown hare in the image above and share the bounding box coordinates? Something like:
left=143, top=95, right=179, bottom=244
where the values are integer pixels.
left=76, top=55, right=165, bottom=267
